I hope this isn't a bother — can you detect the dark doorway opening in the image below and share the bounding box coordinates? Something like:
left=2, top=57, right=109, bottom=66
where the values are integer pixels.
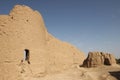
left=24, top=49, right=30, bottom=64
left=104, top=58, right=111, bottom=65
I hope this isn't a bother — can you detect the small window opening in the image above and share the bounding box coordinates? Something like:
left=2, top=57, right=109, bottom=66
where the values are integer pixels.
left=24, top=49, right=30, bottom=64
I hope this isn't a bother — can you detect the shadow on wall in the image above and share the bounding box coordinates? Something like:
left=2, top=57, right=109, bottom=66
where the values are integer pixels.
left=109, top=71, right=120, bottom=80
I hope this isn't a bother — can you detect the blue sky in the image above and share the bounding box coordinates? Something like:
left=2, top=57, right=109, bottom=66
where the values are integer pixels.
left=0, top=0, right=120, bottom=58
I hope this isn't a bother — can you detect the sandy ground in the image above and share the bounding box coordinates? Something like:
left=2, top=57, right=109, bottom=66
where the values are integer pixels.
left=20, top=64, right=120, bottom=80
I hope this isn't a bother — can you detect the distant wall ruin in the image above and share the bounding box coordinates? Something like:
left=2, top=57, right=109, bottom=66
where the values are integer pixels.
left=82, top=52, right=116, bottom=68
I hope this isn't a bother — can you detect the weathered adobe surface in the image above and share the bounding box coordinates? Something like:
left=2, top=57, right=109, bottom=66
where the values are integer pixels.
left=0, top=5, right=85, bottom=80
left=82, top=52, right=116, bottom=68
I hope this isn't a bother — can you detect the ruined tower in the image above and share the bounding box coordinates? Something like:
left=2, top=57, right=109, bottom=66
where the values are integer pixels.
left=0, top=5, right=85, bottom=80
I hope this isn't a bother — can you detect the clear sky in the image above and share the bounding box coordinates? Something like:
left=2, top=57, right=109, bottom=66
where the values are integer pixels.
left=0, top=0, right=120, bottom=58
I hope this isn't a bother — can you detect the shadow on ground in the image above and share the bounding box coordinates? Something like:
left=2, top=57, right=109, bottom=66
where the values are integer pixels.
left=109, top=71, right=120, bottom=80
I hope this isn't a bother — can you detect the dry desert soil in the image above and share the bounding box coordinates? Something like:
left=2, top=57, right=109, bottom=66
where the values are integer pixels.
left=20, top=64, right=120, bottom=80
